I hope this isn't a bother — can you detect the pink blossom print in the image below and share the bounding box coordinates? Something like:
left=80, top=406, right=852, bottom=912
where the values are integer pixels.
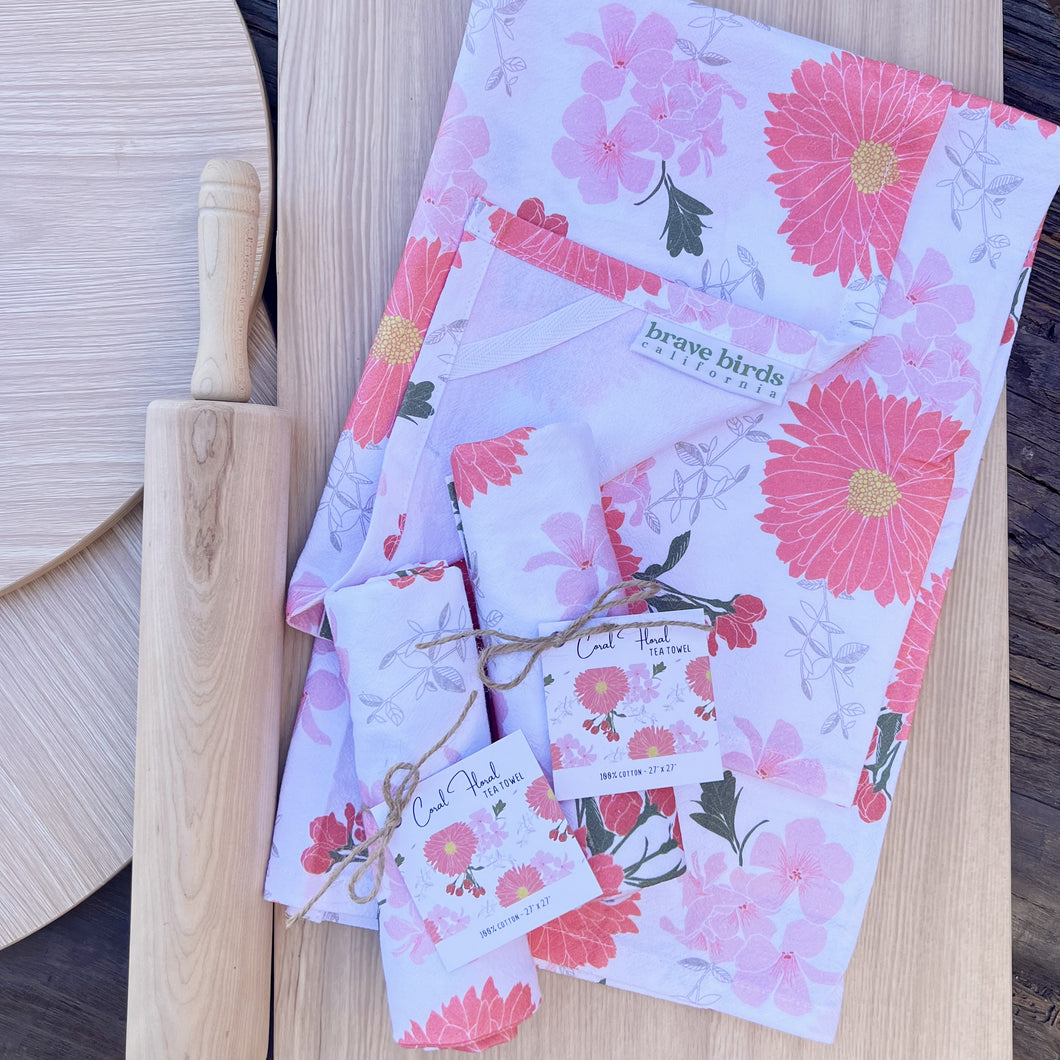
left=626, top=662, right=660, bottom=704
left=294, top=657, right=346, bottom=746
left=879, top=248, right=975, bottom=337
left=525, top=775, right=567, bottom=825
left=550, top=733, right=597, bottom=771
left=419, top=85, right=489, bottom=233
left=451, top=427, right=535, bottom=507
left=423, top=904, right=471, bottom=946
left=726, top=304, right=816, bottom=359
left=747, top=818, right=854, bottom=923
left=424, top=822, right=478, bottom=877
left=849, top=325, right=981, bottom=414
left=552, top=94, right=655, bottom=204
left=601, top=456, right=655, bottom=528
left=765, top=53, right=951, bottom=283
left=627, top=724, right=676, bottom=759
left=722, top=718, right=827, bottom=797
left=757, top=377, right=968, bottom=606
left=733, top=920, right=842, bottom=1015
left=469, top=807, right=509, bottom=851
left=660, top=851, right=743, bottom=963
left=529, top=849, right=575, bottom=886
left=670, top=719, right=710, bottom=753
left=524, top=507, right=622, bottom=619
left=642, top=281, right=731, bottom=331
left=567, top=3, right=677, bottom=101
left=495, top=864, right=546, bottom=908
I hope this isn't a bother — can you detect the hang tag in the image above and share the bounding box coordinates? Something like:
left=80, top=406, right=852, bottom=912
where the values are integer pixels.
left=369, top=731, right=601, bottom=972
left=631, top=314, right=795, bottom=405
left=541, top=608, right=724, bottom=800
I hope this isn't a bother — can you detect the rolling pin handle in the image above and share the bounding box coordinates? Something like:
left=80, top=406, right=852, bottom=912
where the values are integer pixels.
left=190, top=159, right=260, bottom=402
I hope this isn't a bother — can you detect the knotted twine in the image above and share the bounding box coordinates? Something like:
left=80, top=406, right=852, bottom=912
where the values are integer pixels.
left=287, top=577, right=712, bottom=924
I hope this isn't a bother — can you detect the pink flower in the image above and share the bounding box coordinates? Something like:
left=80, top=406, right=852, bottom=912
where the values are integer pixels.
left=659, top=61, right=746, bottom=177
left=529, top=849, right=574, bottom=886
left=398, top=978, right=536, bottom=1051
left=880, top=248, right=975, bottom=337
left=574, top=666, right=630, bottom=715
left=726, top=304, right=816, bottom=359
left=423, top=822, right=478, bottom=876
left=722, top=718, right=827, bottom=797
left=854, top=768, right=888, bottom=823
left=524, top=508, right=621, bottom=619
left=757, top=377, right=968, bottom=606
left=850, top=326, right=980, bottom=415
left=423, top=904, right=471, bottom=945
left=384, top=912, right=437, bottom=964
left=294, top=651, right=346, bottom=746
left=714, top=867, right=776, bottom=939
left=601, top=456, right=655, bottom=527
left=599, top=791, right=643, bottom=836
left=567, top=4, right=677, bottom=101
left=684, top=656, right=714, bottom=700
left=628, top=724, right=676, bottom=759
left=670, top=719, right=710, bottom=754
left=469, top=807, right=508, bottom=851
left=496, top=864, right=546, bottom=908
left=552, top=94, right=655, bottom=204
left=733, top=920, right=841, bottom=1015
left=525, top=775, right=566, bottom=824
left=765, top=53, right=951, bottom=284
left=450, top=427, right=535, bottom=507
left=550, top=733, right=597, bottom=770
left=747, top=818, right=854, bottom=923
left=660, top=851, right=743, bottom=962
left=885, top=569, right=951, bottom=723
left=286, top=570, right=328, bottom=632
left=626, top=662, right=659, bottom=704
left=642, top=281, right=730, bottom=331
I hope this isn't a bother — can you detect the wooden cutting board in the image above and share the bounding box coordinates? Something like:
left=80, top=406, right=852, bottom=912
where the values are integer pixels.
left=0, top=1, right=274, bottom=948
left=271, top=1, right=1011, bottom=1058
left=0, top=0, right=272, bottom=596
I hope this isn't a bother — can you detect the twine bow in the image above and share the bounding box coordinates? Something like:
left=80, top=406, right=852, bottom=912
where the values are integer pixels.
left=287, top=577, right=712, bottom=925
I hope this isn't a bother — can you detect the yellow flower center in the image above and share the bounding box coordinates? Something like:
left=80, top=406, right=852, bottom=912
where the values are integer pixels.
left=849, top=140, right=901, bottom=194
left=516, top=885, right=530, bottom=900
left=846, top=468, right=902, bottom=517
left=444, top=840, right=457, bottom=856
left=370, top=314, right=422, bottom=365
left=594, top=680, right=608, bottom=694
left=646, top=745, right=660, bottom=758
left=546, top=788, right=556, bottom=801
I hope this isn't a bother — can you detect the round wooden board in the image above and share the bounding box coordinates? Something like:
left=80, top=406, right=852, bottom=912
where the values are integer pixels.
left=0, top=0, right=273, bottom=596
left=0, top=305, right=276, bottom=951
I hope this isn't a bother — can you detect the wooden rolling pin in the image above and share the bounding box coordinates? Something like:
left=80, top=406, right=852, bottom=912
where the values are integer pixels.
left=126, top=159, right=289, bottom=1060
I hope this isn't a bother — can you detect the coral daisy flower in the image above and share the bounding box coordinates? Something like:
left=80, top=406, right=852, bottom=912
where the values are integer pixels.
left=764, top=52, right=951, bottom=284
left=627, top=725, right=676, bottom=759
left=345, top=236, right=457, bottom=447
left=757, top=377, right=967, bottom=606
left=684, top=656, right=714, bottom=701
left=423, top=822, right=478, bottom=877
left=451, top=427, right=535, bottom=508
left=886, top=568, right=951, bottom=719
left=495, top=864, right=546, bottom=908
left=573, top=666, right=629, bottom=715
left=525, top=776, right=566, bottom=824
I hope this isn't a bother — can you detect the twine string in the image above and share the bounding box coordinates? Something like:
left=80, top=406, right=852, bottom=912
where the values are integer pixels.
left=287, top=576, right=714, bottom=926
left=418, top=577, right=711, bottom=691
left=286, top=690, right=479, bottom=925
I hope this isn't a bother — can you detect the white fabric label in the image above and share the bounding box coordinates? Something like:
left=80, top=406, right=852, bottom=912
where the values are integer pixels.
left=631, top=314, right=795, bottom=405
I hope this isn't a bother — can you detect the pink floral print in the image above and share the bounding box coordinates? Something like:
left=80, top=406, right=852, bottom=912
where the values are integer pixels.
left=764, top=53, right=951, bottom=283
left=552, top=94, right=656, bottom=204
left=660, top=851, right=743, bottom=963
left=758, top=377, right=968, bottom=606
left=567, top=3, right=677, bottom=101
left=627, top=724, right=676, bottom=759
left=550, top=733, right=597, bottom=771
left=524, top=508, right=621, bottom=619
left=747, top=818, right=854, bottom=923
left=722, top=718, right=827, bottom=797
left=879, top=248, right=975, bottom=337
left=733, top=920, right=841, bottom=1015
left=451, top=427, right=535, bottom=507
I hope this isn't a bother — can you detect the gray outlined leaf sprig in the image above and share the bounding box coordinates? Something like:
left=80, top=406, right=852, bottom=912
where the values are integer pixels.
left=465, top=0, right=527, bottom=96
left=938, top=109, right=1022, bottom=268
left=325, top=433, right=375, bottom=552
left=643, top=417, right=769, bottom=533
left=786, top=580, right=868, bottom=738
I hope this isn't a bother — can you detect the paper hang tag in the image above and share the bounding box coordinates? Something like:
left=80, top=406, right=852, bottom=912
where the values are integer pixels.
left=541, top=608, right=725, bottom=801
left=631, top=313, right=796, bottom=406
left=370, top=731, right=601, bottom=972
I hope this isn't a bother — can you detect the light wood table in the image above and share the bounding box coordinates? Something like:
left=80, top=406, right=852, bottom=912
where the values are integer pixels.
left=271, top=1, right=1011, bottom=1057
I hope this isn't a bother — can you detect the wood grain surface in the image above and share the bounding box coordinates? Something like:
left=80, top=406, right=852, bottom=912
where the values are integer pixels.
left=125, top=159, right=287, bottom=1060
left=0, top=0, right=273, bottom=596
left=270, top=2, right=1014, bottom=1058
